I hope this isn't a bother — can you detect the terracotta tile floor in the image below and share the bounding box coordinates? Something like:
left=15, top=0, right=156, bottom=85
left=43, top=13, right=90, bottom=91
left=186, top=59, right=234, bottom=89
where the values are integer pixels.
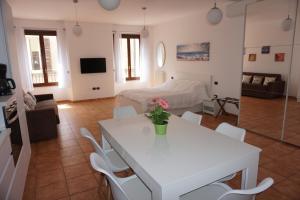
left=240, top=96, right=300, bottom=146
left=23, top=98, right=300, bottom=200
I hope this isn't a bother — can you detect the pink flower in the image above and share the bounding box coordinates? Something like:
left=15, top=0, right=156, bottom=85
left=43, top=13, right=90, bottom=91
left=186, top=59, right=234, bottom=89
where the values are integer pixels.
left=158, top=98, right=169, bottom=110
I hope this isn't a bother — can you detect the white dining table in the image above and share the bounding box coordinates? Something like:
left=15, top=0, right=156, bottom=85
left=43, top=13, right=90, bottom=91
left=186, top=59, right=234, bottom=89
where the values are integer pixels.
left=98, top=114, right=261, bottom=200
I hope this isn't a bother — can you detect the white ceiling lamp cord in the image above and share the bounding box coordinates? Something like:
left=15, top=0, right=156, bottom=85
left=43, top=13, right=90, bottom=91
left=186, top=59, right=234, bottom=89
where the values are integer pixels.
left=282, top=0, right=293, bottom=31
left=72, top=0, right=82, bottom=36
left=141, top=6, right=149, bottom=38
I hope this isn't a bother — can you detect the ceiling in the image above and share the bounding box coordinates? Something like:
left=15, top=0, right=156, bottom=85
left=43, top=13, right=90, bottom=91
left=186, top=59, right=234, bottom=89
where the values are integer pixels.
left=7, top=0, right=296, bottom=26
left=7, top=0, right=215, bottom=25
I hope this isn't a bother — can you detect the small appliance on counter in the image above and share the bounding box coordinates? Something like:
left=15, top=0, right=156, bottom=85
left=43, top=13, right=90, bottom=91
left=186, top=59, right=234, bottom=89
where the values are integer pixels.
left=0, top=64, right=16, bottom=96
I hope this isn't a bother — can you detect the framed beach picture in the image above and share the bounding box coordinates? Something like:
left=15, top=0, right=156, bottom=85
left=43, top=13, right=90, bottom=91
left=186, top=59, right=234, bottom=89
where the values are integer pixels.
left=275, top=53, right=285, bottom=62
left=176, top=42, right=210, bottom=61
left=261, top=46, right=270, bottom=54
left=248, top=54, right=256, bottom=61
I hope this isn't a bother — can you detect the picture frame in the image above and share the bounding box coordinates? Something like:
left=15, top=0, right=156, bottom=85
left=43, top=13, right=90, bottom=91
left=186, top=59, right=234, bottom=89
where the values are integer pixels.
left=176, top=42, right=210, bottom=61
left=248, top=54, right=256, bottom=62
left=261, top=46, right=270, bottom=54
left=275, top=53, right=285, bottom=62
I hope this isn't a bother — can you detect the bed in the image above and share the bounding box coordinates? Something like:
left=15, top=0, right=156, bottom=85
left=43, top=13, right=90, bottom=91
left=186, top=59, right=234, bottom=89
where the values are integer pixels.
left=117, top=72, right=212, bottom=115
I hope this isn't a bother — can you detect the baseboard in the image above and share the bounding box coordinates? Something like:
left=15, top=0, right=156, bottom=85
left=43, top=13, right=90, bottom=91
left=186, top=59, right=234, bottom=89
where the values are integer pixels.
left=67, top=96, right=116, bottom=103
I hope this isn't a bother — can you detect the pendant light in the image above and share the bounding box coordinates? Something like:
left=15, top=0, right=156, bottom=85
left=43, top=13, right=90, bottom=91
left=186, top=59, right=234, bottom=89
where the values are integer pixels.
left=207, top=0, right=223, bottom=25
left=141, top=7, right=149, bottom=38
left=282, top=0, right=292, bottom=31
left=72, top=0, right=82, bottom=36
left=98, top=0, right=120, bottom=11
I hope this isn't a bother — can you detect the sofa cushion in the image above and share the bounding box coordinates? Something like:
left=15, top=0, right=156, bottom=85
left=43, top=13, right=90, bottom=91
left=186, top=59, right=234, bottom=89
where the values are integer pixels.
left=252, top=76, right=264, bottom=85
left=35, top=99, right=58, bottom=116
left=24, top=93, right=36, bottom=110
left=242, top=75, right=252, bottom=84
left=263, top=77, right=276, bottom=86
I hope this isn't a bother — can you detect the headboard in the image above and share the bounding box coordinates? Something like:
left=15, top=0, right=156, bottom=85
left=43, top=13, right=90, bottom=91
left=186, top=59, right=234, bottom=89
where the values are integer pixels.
left=167, top=71, right=213, bottom=98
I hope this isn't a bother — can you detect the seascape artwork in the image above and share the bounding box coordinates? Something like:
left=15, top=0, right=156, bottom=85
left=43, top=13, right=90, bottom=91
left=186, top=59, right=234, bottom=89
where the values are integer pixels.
left=177, top=43, right=210, bottom=61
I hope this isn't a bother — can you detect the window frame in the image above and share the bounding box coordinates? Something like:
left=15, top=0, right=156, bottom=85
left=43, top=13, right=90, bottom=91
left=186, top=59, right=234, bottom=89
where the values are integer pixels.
left=25, top=29, right=58, bottom=87
left=121, top=34, right=141, bottom=81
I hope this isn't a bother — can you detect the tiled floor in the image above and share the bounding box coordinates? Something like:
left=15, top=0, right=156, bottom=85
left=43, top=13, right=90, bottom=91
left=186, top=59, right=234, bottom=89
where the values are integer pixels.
left=23, top=98, right=300, bottom=200
left=240, top=96, right=300, bottom=146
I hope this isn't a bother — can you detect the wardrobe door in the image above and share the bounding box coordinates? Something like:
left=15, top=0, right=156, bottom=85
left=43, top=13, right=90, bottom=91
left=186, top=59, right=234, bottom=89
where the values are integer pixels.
left=283, top=0, right=300, bottom=146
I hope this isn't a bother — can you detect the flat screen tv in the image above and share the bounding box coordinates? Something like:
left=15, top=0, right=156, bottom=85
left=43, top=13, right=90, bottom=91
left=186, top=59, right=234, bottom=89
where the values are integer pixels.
left=80, top=58, right=106, bottom=74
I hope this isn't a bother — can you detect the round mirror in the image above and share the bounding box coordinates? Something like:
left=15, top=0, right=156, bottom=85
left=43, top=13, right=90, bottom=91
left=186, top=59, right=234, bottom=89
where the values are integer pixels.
left=157, top=42, right=166, bottom=68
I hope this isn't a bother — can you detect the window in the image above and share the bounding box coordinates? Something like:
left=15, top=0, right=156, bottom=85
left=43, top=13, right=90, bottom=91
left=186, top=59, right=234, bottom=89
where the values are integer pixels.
left=25, top=30, right=58, bottom=87
left=121, top=34, right=140, bottom=81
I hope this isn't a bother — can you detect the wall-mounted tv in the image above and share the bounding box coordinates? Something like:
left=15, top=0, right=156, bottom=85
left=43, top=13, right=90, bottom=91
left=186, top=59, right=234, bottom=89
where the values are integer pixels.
left=80, top=58, right=106, bottom=74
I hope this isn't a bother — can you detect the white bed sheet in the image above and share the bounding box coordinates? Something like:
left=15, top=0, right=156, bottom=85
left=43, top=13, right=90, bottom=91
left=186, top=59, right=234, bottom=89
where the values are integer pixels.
left=118, top=79, right=209, bottom=111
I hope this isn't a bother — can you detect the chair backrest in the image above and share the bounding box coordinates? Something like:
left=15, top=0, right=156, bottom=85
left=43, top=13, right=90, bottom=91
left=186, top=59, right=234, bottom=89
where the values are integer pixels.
left=215, top=123, right=246, bottom=142
left=90, top=153, right=129, bottom=200
left=113, top=106, right=137, bottom=119
left=181, top=111, right=203, bottom=125
left=218, top=178, right=274, bottom=200
left=80, top=128, right=113, bottom=166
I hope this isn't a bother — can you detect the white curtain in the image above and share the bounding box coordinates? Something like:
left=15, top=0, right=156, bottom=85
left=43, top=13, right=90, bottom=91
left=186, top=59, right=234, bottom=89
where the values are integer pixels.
left=56, top=28, right=69, bottom=89
left=140, top=37, right=150, bottom=82
left=113, top=32, right=125, bottom=84
left=15, top=27, right=33, bottom=91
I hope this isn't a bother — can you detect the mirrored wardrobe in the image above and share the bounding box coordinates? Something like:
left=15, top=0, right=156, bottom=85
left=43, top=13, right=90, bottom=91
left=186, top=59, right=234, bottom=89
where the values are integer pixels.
left=239, top=0, right=300, bottom=147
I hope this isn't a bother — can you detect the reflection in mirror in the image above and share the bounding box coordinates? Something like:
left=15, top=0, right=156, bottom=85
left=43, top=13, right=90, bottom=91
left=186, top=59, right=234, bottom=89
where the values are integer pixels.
left=283, top=1, right=300, bottom=146
left=157, top=42, right=166, bottom=68
left=239, top=0, right=297, bottom=141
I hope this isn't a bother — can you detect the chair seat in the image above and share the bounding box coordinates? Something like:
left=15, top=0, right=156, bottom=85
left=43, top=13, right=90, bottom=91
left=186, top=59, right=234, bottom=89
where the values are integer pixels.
left=121, top=175, right=151, bottom=200
left=180, top=182, right=231, bottom=200
left=217, top=173, right=236, bottom=183
left=106, top=149, right=129, bottom=172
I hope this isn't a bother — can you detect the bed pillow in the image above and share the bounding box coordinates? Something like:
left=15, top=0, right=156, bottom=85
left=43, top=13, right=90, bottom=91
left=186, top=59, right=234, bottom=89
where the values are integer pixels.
left=252, top=76, right=264, bottom=85
left=242, top=75, right=252, bottom=84
left=263, top=77, right=276, bottom=86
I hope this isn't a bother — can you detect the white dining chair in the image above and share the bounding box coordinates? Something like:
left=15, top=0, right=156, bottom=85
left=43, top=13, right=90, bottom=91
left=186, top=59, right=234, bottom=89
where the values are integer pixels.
left=181, top=111, right=203, bottom=125
left=181, top=177, right=273, bottom=200
left=102, top=106, right=138, bottom=151
left=80, top=128, right=129, bottom=172
left=90, top=152, right=151, bottom=200
left=215, top=122, right=246, bottom=142
left=90, top=152, right=272, bottom=200
left=215, top=122, right=246, bottom=182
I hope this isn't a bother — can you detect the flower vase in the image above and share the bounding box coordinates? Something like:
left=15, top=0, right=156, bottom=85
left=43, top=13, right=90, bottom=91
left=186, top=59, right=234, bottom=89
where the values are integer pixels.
left=154, top=123, right=168, bottom=135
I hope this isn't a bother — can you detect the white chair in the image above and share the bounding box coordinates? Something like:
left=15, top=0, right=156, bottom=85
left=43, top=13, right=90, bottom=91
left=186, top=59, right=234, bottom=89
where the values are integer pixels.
left=215, top=122, right=246, bottom=142
left=181, top=177, right=273, bottom=200
left=215, top=122, right=246, bottom=182
left=113, top=106, right=138, bottom=119
left=90, top=152, right=151, bottom=200
left=80, top=128, right=129, bottom=172
left=102, top=106, right=138, bottom=151
left=181, top=111, right=203, bottom=125
left=90, top=152, right=273, bottom=200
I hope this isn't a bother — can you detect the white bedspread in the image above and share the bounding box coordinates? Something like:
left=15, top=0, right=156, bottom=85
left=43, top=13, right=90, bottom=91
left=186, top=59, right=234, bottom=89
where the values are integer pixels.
left=119, top=79, right=210, bottom=110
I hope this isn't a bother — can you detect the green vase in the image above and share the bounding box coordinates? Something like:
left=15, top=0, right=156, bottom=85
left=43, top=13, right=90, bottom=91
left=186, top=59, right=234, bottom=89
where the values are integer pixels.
left=154, top=123, right=168, bottom=135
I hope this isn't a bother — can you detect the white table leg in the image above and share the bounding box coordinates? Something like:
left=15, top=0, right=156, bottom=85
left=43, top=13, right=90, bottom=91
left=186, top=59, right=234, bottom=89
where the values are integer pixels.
left=241, top=152, right=259, bottom=199
left=101, top=135, right=112, bottom=151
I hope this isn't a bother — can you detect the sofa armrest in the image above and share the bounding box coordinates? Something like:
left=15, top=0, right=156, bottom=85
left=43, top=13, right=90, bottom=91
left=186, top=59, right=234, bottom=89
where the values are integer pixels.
left=268, top=81, right=285, bottom=95
left=35, top=94, right=54, bottom=102
left=26, top=108, right=57, bottom=142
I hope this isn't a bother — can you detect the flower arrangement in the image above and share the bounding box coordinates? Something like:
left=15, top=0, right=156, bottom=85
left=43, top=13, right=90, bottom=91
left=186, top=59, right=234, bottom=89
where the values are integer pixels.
left=148, top=98, right=171, bottom=125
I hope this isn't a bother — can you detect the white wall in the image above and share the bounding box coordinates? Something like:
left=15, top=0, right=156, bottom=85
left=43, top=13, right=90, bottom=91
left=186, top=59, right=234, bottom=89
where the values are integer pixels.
left=151, top=4, right=245, bottom=114
left=243, top=1, right=300, bottom=97
left=0, top=3, right=11, bottom=77
left=65, top=22, right=115, bottom=101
